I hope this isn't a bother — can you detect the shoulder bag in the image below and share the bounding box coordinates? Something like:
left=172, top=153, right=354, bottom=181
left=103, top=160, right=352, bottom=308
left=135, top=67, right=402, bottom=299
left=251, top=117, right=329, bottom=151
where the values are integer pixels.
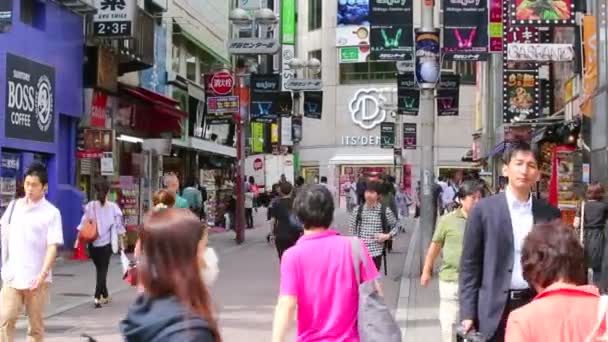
left=349, top=236, right=402, bottom=342
left=578, top=201, right=595, bottom=283
left=1, top=200, right=17, bottom=266
left=79, top=202, right=99, bottom=244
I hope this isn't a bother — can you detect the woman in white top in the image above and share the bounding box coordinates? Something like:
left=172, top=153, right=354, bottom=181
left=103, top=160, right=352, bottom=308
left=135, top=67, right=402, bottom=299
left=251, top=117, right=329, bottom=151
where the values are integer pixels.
left=77, top=177, right=125, bottom=308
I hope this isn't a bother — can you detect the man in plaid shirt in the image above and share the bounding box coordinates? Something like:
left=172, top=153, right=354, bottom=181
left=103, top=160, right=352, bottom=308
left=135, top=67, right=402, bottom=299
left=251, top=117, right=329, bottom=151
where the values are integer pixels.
left=349, top=181, right=399, bottom=271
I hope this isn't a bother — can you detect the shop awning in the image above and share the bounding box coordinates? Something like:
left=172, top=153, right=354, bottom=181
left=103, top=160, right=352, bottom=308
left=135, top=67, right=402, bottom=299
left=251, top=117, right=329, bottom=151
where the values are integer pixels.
left=329, top=154, right=394, bottom=165
left=171, top=137, right=237, bottom=158
left=119, top=83, right=187, bottom=136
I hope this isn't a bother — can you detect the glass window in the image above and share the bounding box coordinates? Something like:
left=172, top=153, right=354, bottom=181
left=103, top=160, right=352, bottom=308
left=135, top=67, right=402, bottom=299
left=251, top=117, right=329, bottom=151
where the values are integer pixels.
left=455, top=61, right=477, bottom=85
left=308, top=0, right=322, bottom=31
left=172, top=39, right=181, bottom=74
left=308, top=50, right=322, bottom=79
left=339, top=61, right=397, bottom=84
left=185, top=45, right=197, bottom=82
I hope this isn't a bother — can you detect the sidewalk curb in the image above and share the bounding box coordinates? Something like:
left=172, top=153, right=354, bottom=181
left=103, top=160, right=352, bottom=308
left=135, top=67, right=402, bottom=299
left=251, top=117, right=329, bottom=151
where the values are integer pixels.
left=396, top=219, right=421, bottom=339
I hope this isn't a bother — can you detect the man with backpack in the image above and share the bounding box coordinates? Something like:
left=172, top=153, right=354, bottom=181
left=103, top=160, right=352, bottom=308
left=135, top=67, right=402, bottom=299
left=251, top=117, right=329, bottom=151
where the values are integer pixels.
left=349, top=181, right=399, bottom=272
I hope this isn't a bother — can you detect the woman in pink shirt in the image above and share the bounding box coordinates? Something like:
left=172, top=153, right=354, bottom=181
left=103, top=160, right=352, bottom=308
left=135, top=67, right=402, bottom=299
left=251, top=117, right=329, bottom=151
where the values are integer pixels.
left=272, top=185, right=381, bottom=342
left=505, top=220, right=603, bottom=341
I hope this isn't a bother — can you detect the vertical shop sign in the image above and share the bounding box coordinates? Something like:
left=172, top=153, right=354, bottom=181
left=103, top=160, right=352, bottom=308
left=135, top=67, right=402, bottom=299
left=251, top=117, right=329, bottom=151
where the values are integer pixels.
left=436, top=75, right=460, bottom=116
left=582, top=16, right=597, bottom=117
left=442, top=0, right=489, bottom=60
left=280, top=117, right=293, bottom=146
left=250, top=74, right=281, bottom=123
left=281, top=0, right=296, bottom=44
left=510, top=0, right=575, bottom=25
left=380, top=122, right=395, bottom=149
left=369, top=0, right=414, bottom=61
left=0, top=0, right=13, bottom=33
left=403, top=123, right=417, bottom=149
left=90, top=91, right=108, bottom=128
left=292, top=116, right=302, bottom=142
left=5, top=54, right=55, bottom=143
left=251, top=122, right=265, bottom=153
left=397, top=73, right=419, bottom=115
left=303, top=91, right=323, bottom=119
left=489, top=0, right=503, bottom=52
left=93, top=0, right=136, bottom=37
left=414, top=30, right=441, bottom=88
left=281, top=45, right=295, bottom=91
left=276, top=92, right=293, bottom=117
left=503, top=69, right=540, bottom=123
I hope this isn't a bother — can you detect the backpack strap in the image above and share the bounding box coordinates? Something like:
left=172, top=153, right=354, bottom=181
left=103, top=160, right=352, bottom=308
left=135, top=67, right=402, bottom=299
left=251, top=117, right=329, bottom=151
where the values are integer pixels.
left=355, top=204, right=364, bottom=237
left=151, top=318, right=209, bottom=342
left=380, top=203, right=388, bottom=233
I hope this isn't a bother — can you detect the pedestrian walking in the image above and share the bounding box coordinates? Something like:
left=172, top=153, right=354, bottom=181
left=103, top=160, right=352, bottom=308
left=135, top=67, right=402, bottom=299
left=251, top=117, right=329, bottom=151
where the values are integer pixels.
left=506, top=220, right=601, bottom=342
left=164, top=173, right=189, bottom=209
left=356, top=175, right=367, bottom=206
left=271, top=185, right=382, bottom=342
left=76, top=177, right=125, bottom=308
left=120, top=209, right=221, bottom=342
left=270, top=182, right=302, bottom=259
left=420, top=180, right=482, bottom=342
left=245, top=178, right=254, bottom=229
left=349, top=181, right=398, bottom=272
left=573, top=182, right=608, bottom=288
left=182, top=176, right=203, bottom=217
left=0, top=162, right=64, bottom=342
left=459, top=141, right=561, bottom=342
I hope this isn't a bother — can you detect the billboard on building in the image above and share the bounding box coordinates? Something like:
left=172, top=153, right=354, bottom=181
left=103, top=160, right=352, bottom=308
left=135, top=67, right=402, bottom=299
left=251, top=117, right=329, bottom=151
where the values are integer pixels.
left=510, top=0, right=575, bottom=25
left=503, top=69, right=540, bottom=123
left=436, top=75, right=460, bottom=116
left=442, top=0, right=488, bottom=60
left=336, top=0, right=370, bottom=47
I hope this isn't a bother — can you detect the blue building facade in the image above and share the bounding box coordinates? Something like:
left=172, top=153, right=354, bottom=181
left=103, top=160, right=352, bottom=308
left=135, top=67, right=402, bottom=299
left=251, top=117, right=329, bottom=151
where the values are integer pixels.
left=0, top=0, right=84, bottom=248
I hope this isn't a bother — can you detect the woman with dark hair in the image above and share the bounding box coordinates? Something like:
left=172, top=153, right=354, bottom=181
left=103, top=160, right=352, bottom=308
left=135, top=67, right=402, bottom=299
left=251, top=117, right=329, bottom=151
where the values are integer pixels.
left=77, top=177, right=125, bottom=308
left=573, top=182, right=608, bottom=287
left=420, top=180, right=483, bottom=342
left=272, top=185, right=381, bottom=342
left=271, top=182, right=301, bottom=259
left=505, top=221, right=601, bottom=341
left=121, top=209, right=221, bottom=342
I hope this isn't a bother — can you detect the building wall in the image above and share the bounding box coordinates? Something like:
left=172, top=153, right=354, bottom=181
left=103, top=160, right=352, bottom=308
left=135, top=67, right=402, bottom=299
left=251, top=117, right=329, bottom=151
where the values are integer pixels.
left=296, top=0, right=477, bottom=185
left=0, top=0, right=85, bottom=247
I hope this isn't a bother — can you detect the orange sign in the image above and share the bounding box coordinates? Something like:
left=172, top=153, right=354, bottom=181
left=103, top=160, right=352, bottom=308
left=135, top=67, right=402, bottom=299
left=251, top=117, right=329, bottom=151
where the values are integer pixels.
left=582, top=16, right=597, bottom=117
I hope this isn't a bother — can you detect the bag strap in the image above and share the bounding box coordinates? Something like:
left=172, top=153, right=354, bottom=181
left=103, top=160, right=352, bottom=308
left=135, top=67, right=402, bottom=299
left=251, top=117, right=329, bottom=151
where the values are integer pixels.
left=581, top=201, right=586, bottom=246
left=355, top=205, right=364, bottom=237
left=350, top=236, right=361, bottom=283
left=585, top=295, right=608, bottom=342
left=380, top=203, right=388, bottom=233
left=3, top=200, right=17, bottom=263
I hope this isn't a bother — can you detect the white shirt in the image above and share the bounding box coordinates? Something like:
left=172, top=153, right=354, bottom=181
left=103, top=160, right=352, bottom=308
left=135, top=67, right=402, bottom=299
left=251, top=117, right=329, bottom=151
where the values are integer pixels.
left=505, top=188, right=534, bottom=290
left=244, top=192, right=254, bottom=209
left=78, top=201, right=125, bottom=248
left=0, top=198, right=64, bottom=289
left=442, top=184, right=456, bottom=205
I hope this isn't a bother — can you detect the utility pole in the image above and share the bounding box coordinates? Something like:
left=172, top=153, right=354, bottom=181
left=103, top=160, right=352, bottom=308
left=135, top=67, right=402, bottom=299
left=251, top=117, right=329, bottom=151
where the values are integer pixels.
left=418, top=0, right=438, bottom=265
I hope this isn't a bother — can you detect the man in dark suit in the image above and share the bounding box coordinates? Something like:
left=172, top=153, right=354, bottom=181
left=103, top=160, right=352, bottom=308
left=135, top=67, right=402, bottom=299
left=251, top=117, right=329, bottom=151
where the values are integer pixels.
left=459, top=142, right=561, bottom=341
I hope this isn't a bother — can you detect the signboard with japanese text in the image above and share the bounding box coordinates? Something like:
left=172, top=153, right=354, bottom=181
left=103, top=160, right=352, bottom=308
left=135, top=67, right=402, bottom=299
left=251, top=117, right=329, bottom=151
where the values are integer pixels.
left=206, top=96, right=239, bottom=114
left=303, top=91, right=323, bottom=119
left=250, top=74, right=281, bottom=123
left=368, top=0, right=414, bottom=61
left=507, top=43, right=574, bottom=62
left=380, top=122, right=395, bottom=149
left=503, top=69, right=539, bottom=123
left=281, top=45, right=295, bottom=91
left=5, top=54, right=55, bottom=143
left=442, top=0, right=488, bottom=60
left=403, top=123, right=417, bottom=149
left=397, top=73, right=419, bottom=115
left=489, top=0, right=503, bottom=52
left=93, top=0, right=136, bottom=37
left=437, top=75, right=460, bottom=116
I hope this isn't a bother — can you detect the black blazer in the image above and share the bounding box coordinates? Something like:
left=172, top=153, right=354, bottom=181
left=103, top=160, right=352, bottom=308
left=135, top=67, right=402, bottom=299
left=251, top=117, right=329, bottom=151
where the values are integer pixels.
left=458, top=192, right=561, bottom=338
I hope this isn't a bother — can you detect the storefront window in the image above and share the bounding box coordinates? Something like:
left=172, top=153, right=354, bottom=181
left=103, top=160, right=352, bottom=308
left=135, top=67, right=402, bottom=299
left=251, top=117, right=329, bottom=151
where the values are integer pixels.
left=172, top=41, right=181, bottom=74
left=186, top=45, right=198, bottom=82
left=339, top=61, right=397, bottom=84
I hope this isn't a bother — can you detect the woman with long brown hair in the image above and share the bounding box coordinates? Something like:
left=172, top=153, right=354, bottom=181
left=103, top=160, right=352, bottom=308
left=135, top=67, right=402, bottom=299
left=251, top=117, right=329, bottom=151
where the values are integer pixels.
left=120, top=209, right=221, bottom=342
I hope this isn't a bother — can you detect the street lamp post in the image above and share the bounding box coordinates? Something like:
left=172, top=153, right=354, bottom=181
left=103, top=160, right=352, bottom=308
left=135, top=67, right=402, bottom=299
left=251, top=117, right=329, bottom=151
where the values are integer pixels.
left=228, top=7, right=278, bottom=244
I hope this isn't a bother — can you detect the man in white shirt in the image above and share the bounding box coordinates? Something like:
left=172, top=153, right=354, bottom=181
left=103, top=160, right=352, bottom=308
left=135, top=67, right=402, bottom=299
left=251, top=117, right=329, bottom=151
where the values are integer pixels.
left=0, top=162, right=64, bottom=342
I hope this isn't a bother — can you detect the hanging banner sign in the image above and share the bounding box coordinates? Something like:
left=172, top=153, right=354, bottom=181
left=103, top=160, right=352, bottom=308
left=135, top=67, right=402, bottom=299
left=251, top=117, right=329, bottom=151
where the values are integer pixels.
left=510, top=0, right=575, bottom=25
left=503, top=69, right=540, bottom=123
left=370, top=0, right=412, bottom=24
left=303, top=91, right=323, bottom=119
left=397, top=73, right=420, bottom=116
left=380, top=122, right=395, bottom=149
left=403, top=123, right=417, bottom=150
left=280, top=117, right=293, bottom=146
left=250, top=74, right=281, bottom=123
left=442, top=0, right=489, bottom=60
left=507, top=43, right=574, bottom=62
left=582, top=16, right=597, bottom=117
left=489, top=0, right=503, bottom=52
left=0, top=0, right=12, bottom=33
left=370, top=24, right=414, bottom=61
left=251, top=122, right=265, bottom=153
left=414, top=29, right=441, bottom=89
left=276, top=92, right=293, bottom=117
left=437, top=75, right=460, bottom=116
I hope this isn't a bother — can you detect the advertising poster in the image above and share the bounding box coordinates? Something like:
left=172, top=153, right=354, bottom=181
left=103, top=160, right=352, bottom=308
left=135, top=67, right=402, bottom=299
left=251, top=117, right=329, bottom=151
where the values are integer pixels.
left=397, top=73, right=419, bottom=116
left=511, top=0, right=575, bottom=25
left=555, top=149, right=576, bottom=209
left=436, top=75, right=460, bottom=116
left=204, top=74, right=233, bottom=125
left=250, top=74, right=281, bottom=123
left=339, top=46, right=371, bottom=63
left=582, top=16, right=597, bottom=117
left=304, top=91, right=323, bottom=119
left=503, top=69, right=539, bottom=123
left=414, top=30, right=441, bottom=89
left=370, top=0, right=412, bottom=24
left=442, top=0, right=489, bottom=60
left=5, top=54, right=55, bottom=143
left=370, top=24, right=414, bottom=61
left=380, top=122, right=395, bottom=149
left=0, top=0, right=12, bottom=33
left=337, top=0, right=370, bottom=47
left=251, top=122, right=265, bottom=153
left=403, top=123, right=417, bottom=150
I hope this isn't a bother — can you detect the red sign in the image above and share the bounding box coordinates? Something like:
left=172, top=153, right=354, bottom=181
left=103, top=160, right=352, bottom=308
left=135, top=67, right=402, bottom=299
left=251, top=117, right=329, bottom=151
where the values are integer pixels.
left=90, top=91, right=107, bottom=128
left=253, top=158, right=263, bottom=170
left=208, top=70, right=234, bottom=95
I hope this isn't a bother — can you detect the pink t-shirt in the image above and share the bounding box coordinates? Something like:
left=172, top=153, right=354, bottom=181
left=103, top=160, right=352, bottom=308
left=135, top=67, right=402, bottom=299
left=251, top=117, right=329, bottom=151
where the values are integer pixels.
left=280, top=230, right=380, bottom=342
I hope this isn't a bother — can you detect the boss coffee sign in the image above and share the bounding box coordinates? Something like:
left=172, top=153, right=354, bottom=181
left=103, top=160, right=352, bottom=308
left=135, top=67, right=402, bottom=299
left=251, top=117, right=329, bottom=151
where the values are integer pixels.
left=5, top=54, right=55, bottom=142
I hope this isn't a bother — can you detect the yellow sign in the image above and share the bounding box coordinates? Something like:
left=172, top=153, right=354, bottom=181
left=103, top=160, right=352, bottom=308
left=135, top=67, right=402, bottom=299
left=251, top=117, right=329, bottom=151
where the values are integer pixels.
left=582, top=16, right=597, bottom=117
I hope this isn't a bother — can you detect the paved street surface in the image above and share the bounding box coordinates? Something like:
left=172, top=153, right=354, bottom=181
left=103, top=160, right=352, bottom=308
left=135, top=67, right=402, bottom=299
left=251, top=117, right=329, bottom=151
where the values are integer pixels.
left=7, top=208, right=415, bottom=342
